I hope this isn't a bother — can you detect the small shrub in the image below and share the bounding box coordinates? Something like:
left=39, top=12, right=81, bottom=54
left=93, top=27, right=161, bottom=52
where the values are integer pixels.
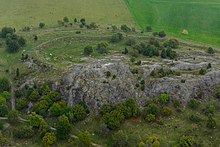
left=158, top=30, right=166, bottom=38
left=189, top=114, right=202, bottom=123
left=84, top=46, right=93, bottom=55
left=161, top=107, right=172, bottom=117
left=13, top=124, right=34, bottom=139
left=146, top=26, right=152, bottom=32
left=39, top=23, right=45, bottom=28
left=145, top=114, right=156, bottom=122
left=42, top=132, right=57, bottom=147
left=112, top=130, right=128, bottom=147
left=207, top=47, right=214, bottom=54
left=126, top=39, right=136, bottom=46
left=188, top=99, right=199, bottom=109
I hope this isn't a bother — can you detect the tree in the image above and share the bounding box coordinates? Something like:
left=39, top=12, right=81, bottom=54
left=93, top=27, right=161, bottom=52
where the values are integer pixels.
left=100, top=104, right=112, bottom=115
left=0, top=103, right=9, bottom=117
left=0, top=78, right=10, bottom=93
left=29, top=89, right=40, bottom=101
left=8, top=110, right=19, bottom=123
left=207, top=116, right=216, bottom=129
left=164, top=39, right=179, bottom=49
left=161, top=49, right=167, bottom=58
left=6, top=38, right=20, bottom=53
left=112, top=130, right=128, bottom=147
left=111, top=33, right=123, bottom=43
left=34, top=100, right=49, bottom=116
left=121, top=25, right=131, bottom=32
left=0, top=91, right=11, bottom=100
left=42, top=132, right=57, bottom=147
left=84, top=46, right=93, bottom=55
left=80, top=18, right=86, bottom=25
left=1, top=27, right=13, bottom=38
left=126, top=39, right=136, bottom=46
left=13, top=124, right=34, bottom=139
left=16, top=68, right=20, bottom=77
left=124, top=98, right=140, bottom=117
left=102, top=110, right=125, bottom=130
left=63, top=16, right=69, bottom=23
left=97, top=42, right=109, bottom=54
left=74, top=18, right=77, bottom=23
left=47, top=91, right=61, bottom=102
left=50, top=101, right=67, bottom=117
left=39, top=22, right=45, bottom=28
left=29, top=112, right=45, bottom=128
left=161, top=107, right=172, bottom=117
left=179, top=135, right=196, bottom=147
left=145, top=114, right=156, bottom=122
left=207, top=47, right=214, bottom=54
left=115, top=103, right=132, bottom=119
left=145, top=103, right=160, bottom=116
left=16, top=97, right=28, bottom=110
left=56, top=115, right=71, bottom=140
left=146, top=136, right=160, bottom=147
left=0, top=131, right=8, bottom=146
left=66, top=104, right=87, bottom=123
left=158, top=31, right=166, bottom=38
left=18, top=36, right=26, bottom=47
left=77, top=131, right=92, bottom=147
left=160, top=93, right=169, bottom=105
left=188, top=99, right=199, bottom=109
left=146, top=26, right=152, bottom=32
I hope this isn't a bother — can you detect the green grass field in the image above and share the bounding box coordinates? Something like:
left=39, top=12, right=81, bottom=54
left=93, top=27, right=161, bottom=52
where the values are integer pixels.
left=125, top=0, right=220, bottom=47
left=0, top=0, right=135, bottom=29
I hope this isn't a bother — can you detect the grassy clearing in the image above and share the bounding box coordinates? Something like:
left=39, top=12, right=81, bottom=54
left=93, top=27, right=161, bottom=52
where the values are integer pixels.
left=0, top=0, right=135, bottom=29
left=125, top=0, right=220, bottom=47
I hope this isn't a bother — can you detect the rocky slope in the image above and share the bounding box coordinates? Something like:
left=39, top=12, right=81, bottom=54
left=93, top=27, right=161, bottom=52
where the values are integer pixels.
left=61, top=57, right=220, bottom=109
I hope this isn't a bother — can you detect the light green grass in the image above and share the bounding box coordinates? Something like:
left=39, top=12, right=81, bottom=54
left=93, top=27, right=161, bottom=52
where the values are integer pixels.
left=125, top=0, right=220, bottom=47
left=0, top=0, right=135, bottom=29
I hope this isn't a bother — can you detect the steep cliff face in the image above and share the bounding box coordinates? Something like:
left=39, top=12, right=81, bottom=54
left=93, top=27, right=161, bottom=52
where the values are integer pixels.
left=61, top=59, right=220, bottom=109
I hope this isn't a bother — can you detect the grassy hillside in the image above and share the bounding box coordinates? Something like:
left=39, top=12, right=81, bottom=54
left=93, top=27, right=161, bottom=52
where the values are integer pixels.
left=125, top=0, right=220, bottom=47
left=0, top=0, right=135, bottom=29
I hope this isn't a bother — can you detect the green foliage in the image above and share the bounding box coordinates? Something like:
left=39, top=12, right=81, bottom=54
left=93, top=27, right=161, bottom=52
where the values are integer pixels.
left=29, top=112, right=45, bottom=128
left=145, top=103, right=160, bottom=116
left=16, top=97, right=28, bottom=110
left=199, top=68, right=206, bottom=75
left=0, top=91, right=11, bottom=100
left=158, top=30, right=166, bottom=38
left=164, top=39, right=179, bottom=49
left=161, top=48, right=177, bottom=59
left=179, top=135, right=196, bottom=147
left=115, top=103, right=132, bottom=119
left=160, top=93, right=169, bottom=105
left=40, top=96, right=53, bottom=106
left=122, top=47, right=128, bottom=55
left=1, top=27, right=13, bottom=38
left=39, top=22, right=45, bottom=28
left=6, top=38, right=20, bottom=53
left=146, top=136, right=160, bottom=147
left=96, top=42, right=109, bottom=54
left=13, top=124, right=34, bottom=139
left=66, top=104, right=87, bottom=123
left=206, top=116, right=216, bottom=129
left=0, top=103, right=9, bottom=117
left=8, top=110, right=19, bottom=123
left=161, top=107, right=172, bottom=117
left=207, top=47, right=214, bottom=54
left=29, top=89, right=40, bottom=101
left=0, top=131, right=8, bottom=146
left=189, top=114, right=202, bottom=123
left=145, top=114, right=156, bottom=122
left=47, top=91, right=61, bottom=102
left=124, top=98, right=140, bottom=117
left=39, top=121, right=50, bottom=137
left=112, top=130, right=128, bottom=147
left=63, top=16, right=69, bottom=23
left=18, top=36, right=26, bottom=47
left=56, top=115, right=71, bottom=140
left=77, top=131, right=92, bottom=147
left=50, top=101, right=67, bottom=117
left=42, top=132, right=57, bottom=147
left=0, top=77, right=10, bottom=93
left=188, top=99, right=199, bottom=109
left=80, top=18, right=86, bottom=25
left=100, top=104, right=112, bottom=115
left=86, top=22, right=98, bottom=29
left=111, top=33, right=123, bottom=43
left=146, top=26, right=152, bottom=32
left=102, top=110, right=125, bottom=130
left=121, top=24, right=131, bottom=32
left=126, top=39, right=136, bottom=46
left=34, top=100, right=49, bottom=116
left=84, top=46, right=93, bottom=55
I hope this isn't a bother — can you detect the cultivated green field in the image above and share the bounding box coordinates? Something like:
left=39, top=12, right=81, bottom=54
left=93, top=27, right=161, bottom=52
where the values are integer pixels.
left=125, top=0, right=220, bottom=47
left=0, top=0, right=135, bottom=29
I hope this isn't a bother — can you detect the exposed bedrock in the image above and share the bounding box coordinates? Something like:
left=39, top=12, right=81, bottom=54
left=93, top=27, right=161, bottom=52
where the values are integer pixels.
left=61, top=60, right=220, bottom=109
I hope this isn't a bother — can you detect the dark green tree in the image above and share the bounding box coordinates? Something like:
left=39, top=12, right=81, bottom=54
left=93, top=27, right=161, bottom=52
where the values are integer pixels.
left=56, top=115, right=71, bottom=140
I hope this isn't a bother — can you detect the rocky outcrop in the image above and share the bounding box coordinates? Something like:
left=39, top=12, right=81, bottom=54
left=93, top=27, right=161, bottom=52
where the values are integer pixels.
left=61, top=60, right=220, bottom=110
